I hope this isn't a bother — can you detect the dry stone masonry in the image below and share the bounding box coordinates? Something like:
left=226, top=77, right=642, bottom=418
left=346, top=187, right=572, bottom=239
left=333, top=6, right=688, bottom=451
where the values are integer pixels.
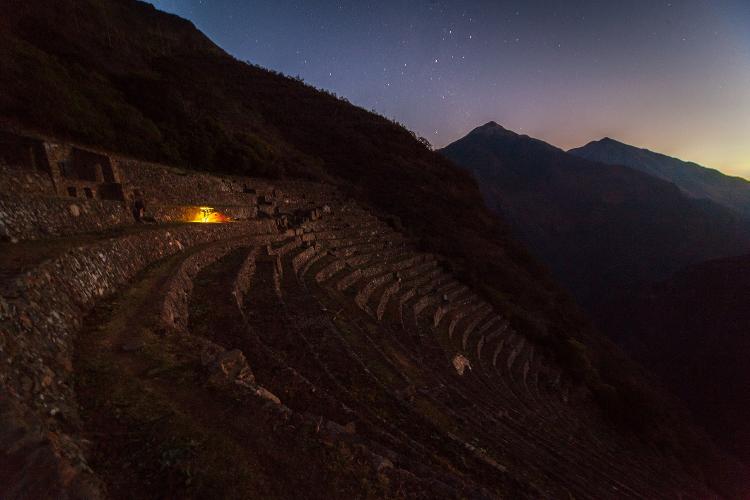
left=0, top=132, right=717, bottom=498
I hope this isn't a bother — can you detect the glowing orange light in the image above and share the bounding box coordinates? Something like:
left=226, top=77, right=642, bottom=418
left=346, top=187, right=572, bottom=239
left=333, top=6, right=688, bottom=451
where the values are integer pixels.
left=191, top=206, right=230, bottom=223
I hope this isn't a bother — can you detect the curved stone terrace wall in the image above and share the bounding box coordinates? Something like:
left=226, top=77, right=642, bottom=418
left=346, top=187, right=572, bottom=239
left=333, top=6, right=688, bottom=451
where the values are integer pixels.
left=0, top=194, right=132, bottom=242
left=0, top=220, right=281, bottom=495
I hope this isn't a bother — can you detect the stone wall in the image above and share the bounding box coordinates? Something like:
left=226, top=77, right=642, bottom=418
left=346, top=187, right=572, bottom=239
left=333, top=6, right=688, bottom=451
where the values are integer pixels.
left=0, top=133, right=278, bottom=241
left=116, top=158, right=262, bottom=207
left=0, top=133, right=353, bottom=495
left=0, top=130, right=50, bottom=173
left=0, top=164, right=57, bottom=196
left=161, top=238, right=260, bottom=334
left=0, top=194, right=132, bottom=241
left=0, top=195, right=273, bottom=242
left=0, top=221, right=281, bottom=497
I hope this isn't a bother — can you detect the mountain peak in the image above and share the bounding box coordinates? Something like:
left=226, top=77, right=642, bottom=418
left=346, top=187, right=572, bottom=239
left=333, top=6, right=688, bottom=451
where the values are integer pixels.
left=469, top=121, right=519, bottom=139
left=475, top=121, right=509, bottom=132
left=590, top=137, right=625, bottom=147
left=569, top=136, right=750, bottom=215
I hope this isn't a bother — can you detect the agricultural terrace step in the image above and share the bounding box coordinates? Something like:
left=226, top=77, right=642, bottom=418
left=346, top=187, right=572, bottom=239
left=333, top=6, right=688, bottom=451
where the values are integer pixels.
left=0, top=221, right=281, bottom=496
left=303, top=225, right=386, bottom=241
left=74, top=245, right=438, bottom=499
left=345, top=251, right=419, bottom=287
left=349, top=254, right=424, bottom=301
left=395, top=268, right=445, bottom=299
left=310, top=246, right=409, bottom=286
left=445, top=301, right=490, bottom=340
left=431, top=290, right=476, bottom=327
left=318, top=233, right=405, bottom=252
left=160, top=237, right=272, bottom=334
left=460, top=304, right=495, bottom=349
left=444, top=298, right=484, bottom=331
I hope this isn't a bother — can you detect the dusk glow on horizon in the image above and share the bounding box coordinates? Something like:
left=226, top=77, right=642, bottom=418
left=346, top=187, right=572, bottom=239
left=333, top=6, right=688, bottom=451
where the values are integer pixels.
left=149, top=0, right=750, bottom=178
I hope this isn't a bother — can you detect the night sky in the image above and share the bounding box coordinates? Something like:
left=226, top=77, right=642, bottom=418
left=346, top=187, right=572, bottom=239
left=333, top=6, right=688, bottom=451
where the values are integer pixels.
left=148, top=0, right=750, bottom=177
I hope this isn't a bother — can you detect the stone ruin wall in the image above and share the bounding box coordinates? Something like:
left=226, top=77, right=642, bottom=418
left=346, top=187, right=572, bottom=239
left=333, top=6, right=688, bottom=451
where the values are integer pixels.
left=0, top=195, right=132, bottom=241
left=0, top=164, right=57, bottom=196
left=0, top=130, right=356, bottom=243
left=0, top=130, right=367, bottom=495
left=0, top=133, right=322, bottom=488
left=116, top=158, right=263, bottom=207
left=0, top=132, right=284, bottom=241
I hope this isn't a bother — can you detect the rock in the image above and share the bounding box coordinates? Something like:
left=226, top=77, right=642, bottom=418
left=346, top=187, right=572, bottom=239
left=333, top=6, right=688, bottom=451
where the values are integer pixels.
left=68, top=204, right=80, bottom=217
left=255, top=387, right=281, bottom=405
left=200, top=343, right=224, bottom=366
left=0, top=221, right=10, bottom=241
left=121, top=340, right=145, bottom=352
left=21, top=376, right=33, bottom=393
left=19, top=313, right=33, bottom=330
left=207, top=349, right=255, bottom=386
left=56, top=354, right=74, bottom=373
left=452, top=354, right=472, bottom=376
left=324, top=420, right=356, bottom=440
left=396, top=385, right=416, bottom=402
left=371, top=455, right=393, bottom=473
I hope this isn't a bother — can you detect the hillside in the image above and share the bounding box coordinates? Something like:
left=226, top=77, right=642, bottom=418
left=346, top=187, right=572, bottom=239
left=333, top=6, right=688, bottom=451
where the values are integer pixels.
left=0, top=0, right=561, bottom=332
left=569, top=137, right=750, bottom=218
left=440, top=122, right=750, bottom=312
left=3, top=144, right=742, bottom=497
left=1, top=0, right=748, bottom=497
left=601, top=253, right=750, bottom=464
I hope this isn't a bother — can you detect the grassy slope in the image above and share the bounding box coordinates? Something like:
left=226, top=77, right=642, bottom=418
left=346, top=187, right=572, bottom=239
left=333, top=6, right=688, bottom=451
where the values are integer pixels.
left=1, top=0, right=747, bottom=493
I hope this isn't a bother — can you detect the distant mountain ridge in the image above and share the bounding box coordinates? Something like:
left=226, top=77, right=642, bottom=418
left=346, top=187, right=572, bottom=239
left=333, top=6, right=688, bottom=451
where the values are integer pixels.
left=441, top=122, right=750, bottom=471
left=440, top=122, right=750, bottom=311
left=569, top=137, right=750, bottom=218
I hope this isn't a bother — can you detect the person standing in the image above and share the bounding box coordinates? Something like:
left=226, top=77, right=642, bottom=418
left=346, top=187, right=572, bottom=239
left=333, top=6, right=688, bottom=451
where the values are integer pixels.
left=131, top=190, right=145, bottom=222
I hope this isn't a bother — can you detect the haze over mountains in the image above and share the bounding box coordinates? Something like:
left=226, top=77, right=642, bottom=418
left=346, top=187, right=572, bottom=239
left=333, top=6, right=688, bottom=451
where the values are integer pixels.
left=440, top=122, right=750, bottom=311
left=570, top=137, right=750, bottom=218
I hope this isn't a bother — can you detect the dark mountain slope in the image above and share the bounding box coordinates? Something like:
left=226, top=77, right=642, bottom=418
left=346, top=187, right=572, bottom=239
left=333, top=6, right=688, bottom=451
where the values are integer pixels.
left=0, top=0, right=557, bottom=333
left=440, top=122, right=750, bottom=311
left=602, top=253, right=750, bottom=463
left=570, top=137, right=750, bottom=217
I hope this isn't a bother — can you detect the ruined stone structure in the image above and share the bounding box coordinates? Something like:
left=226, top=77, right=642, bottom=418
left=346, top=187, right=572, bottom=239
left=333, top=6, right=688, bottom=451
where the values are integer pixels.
left=1, top=131, right=124, bottom=202
left=0, top=132, right=275, bottom=241
left=0, top=132, right=721, bottom=498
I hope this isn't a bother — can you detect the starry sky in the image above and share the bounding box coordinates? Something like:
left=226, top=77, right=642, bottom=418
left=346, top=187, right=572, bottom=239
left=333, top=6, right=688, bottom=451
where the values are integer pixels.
left=148, top=0, right=750, bottom=177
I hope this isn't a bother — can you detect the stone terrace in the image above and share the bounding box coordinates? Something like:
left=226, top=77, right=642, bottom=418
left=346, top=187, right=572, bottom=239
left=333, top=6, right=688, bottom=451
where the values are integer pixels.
left=0, top=133, right=715, bottom=498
